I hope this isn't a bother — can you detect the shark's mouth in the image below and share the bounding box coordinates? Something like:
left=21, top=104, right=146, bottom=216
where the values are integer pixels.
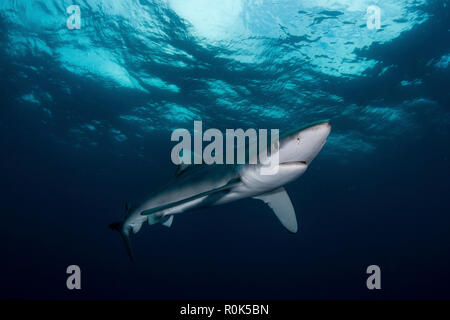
left=280, top=161, right=308, bottom=166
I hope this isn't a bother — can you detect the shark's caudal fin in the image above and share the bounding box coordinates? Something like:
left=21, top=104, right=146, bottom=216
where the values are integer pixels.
left=109, top=221, right=134, bottom=261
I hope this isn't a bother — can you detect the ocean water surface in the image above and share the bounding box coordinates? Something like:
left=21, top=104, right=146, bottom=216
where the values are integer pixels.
left=0, top=0, right=449, bottom=299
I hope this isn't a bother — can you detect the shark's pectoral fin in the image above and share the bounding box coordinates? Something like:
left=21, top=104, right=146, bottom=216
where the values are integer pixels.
left=141, top=178, right=242, bottom=217
left=254, top=187, right=298, bottom=233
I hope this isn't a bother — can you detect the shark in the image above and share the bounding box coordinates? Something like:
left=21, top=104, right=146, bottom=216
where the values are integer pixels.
left=109, top=121, right=331, bottom=260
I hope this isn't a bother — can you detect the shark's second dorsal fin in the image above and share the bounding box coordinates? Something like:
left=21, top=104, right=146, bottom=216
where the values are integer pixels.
left=254, top=187, right=298, bottom=233
left=141, top=178, right=242, bottom=217
left=125, top=202, right=137, bottom=215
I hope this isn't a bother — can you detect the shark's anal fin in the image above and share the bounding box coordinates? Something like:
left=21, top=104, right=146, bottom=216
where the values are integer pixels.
left=254, top=187, right=298, bottom=233
left=141, top=178, right=241, bottom=216
left=147, top=212, right=163, bottom=225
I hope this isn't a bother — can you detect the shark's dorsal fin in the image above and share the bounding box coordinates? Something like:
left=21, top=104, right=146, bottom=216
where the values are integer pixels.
left=175, top=163, right=191, bottom=176
left=254, top=187, right=298, bottom=233
left=174, top=149, right=202, bottom=177
left=141, top=178, right=241, bottom=216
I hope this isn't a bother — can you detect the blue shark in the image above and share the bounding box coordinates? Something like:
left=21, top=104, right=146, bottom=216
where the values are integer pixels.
left=110, top=121, right=331, bottom=260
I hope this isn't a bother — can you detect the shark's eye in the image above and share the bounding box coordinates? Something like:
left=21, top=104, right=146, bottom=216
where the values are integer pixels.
left=296, top=136, right=300, bottom=144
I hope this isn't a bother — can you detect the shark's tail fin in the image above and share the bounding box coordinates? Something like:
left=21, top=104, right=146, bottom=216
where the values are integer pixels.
left=109, top=221, right=133, bottom=261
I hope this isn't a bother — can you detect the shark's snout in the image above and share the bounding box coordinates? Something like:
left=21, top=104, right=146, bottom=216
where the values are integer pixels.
left=298, top=121, right=330, bottom=163
left=278, top=121, right=331, bottom=165
left=312, top=121, right=331, bottom=147
left=306, top=122, right=331, bottom=143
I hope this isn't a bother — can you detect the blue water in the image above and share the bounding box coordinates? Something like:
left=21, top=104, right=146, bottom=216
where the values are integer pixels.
left=0, top=0, right=449, bottom=299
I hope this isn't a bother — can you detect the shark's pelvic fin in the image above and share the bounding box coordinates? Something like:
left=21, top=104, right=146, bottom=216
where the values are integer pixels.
left=146, top=212, right=174, bottom=227
left=141, top=178, right=241, bottom=216
left=254, top=187, right=298, bottom=233
left=161, top=215, right=174, bottom=227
